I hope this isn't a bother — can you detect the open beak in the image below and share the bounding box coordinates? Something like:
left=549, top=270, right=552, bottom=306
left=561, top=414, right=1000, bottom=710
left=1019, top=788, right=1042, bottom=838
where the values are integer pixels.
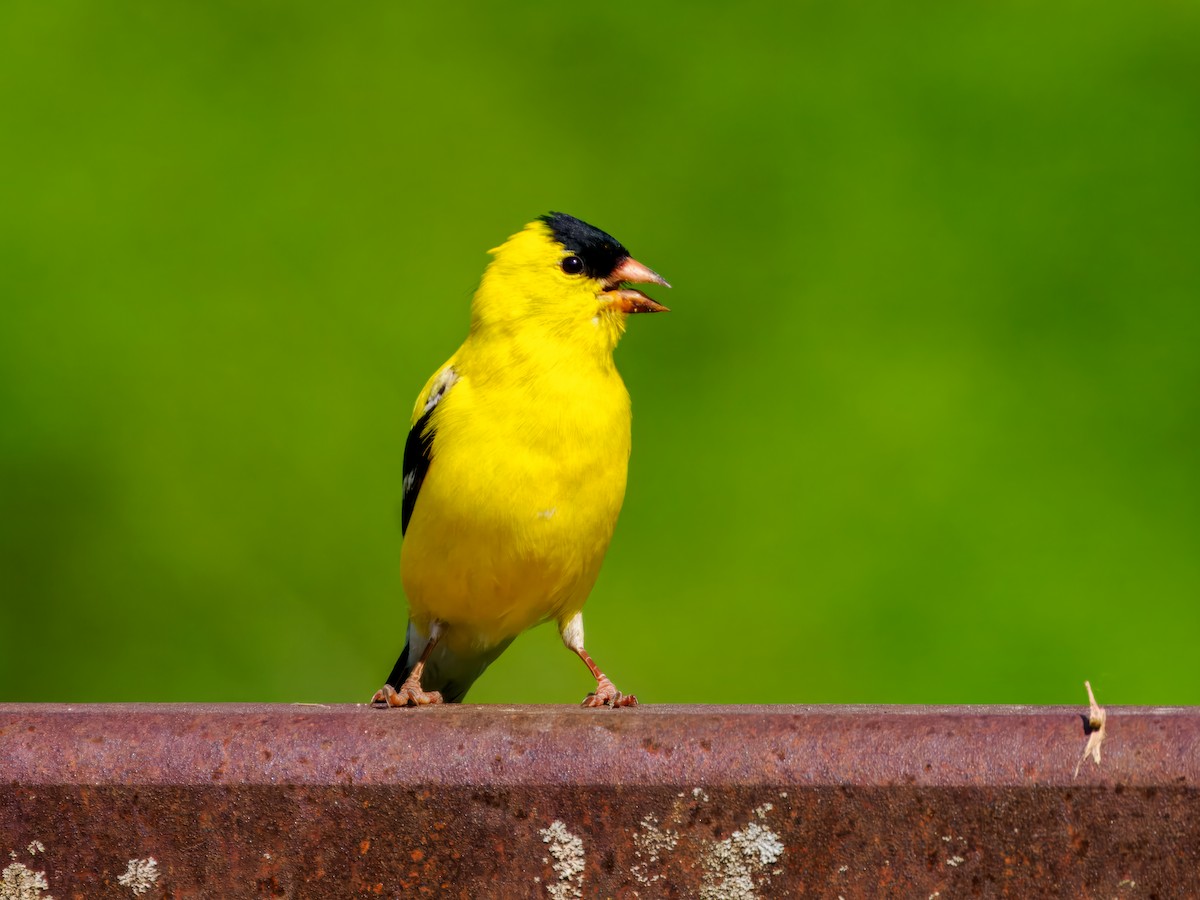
left=601, top=257, right=671, bottom=314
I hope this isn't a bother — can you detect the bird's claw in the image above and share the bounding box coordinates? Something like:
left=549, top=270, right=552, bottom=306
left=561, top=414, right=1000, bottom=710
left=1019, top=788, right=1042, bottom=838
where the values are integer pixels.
left=582, top=675, right=638, bottom=708
left=370, top=681, right=444, bottom=708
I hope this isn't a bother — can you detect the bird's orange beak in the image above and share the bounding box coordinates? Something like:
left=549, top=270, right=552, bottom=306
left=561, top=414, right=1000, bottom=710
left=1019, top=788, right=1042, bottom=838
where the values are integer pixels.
left=601, top=257, right=671, bottom=314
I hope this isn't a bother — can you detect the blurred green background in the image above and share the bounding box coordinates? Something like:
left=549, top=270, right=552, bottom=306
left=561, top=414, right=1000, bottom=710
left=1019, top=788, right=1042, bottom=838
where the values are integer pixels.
left=2, top=2, right=1198, bottom=705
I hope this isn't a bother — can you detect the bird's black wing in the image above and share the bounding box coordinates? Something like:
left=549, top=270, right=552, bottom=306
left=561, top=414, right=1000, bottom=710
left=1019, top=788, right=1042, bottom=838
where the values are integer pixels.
left=400, top=411, right=434, bottom=536
left=400, top=366, right=458, bottom=535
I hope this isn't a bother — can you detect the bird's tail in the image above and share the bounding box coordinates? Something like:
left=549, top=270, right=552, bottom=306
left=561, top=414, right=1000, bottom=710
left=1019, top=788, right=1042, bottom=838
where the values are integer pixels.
left=384, top=621, right=513, bottom=703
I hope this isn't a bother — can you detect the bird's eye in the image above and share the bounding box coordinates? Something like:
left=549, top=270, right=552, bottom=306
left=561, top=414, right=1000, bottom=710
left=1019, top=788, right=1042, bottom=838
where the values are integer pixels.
left=560, top=255, right=584, bottom=275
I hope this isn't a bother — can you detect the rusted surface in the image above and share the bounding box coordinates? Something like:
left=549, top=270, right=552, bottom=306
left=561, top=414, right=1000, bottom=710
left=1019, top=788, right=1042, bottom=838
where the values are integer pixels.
left=1, top=704, right=1197, bottom=897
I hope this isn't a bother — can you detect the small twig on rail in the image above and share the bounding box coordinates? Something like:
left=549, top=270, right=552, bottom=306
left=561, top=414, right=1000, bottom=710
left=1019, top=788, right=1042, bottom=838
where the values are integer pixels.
left=1074, top=680, right=1107, bottom=778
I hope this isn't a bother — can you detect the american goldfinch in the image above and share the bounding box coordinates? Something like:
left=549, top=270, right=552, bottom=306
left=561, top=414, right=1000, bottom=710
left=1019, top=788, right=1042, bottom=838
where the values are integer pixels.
left=371, top=212, right=669, bottom=708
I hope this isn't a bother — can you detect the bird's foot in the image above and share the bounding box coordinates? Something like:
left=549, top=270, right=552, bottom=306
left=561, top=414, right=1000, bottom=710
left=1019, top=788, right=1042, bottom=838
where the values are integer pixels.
left=370, top=680, right=444, bottom=708
left=582, top=675, right=638, bottom=709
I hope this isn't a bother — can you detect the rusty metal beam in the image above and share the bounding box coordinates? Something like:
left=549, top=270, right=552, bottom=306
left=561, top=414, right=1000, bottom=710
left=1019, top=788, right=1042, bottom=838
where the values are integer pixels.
left=1, top=703, right=1197, bottom=897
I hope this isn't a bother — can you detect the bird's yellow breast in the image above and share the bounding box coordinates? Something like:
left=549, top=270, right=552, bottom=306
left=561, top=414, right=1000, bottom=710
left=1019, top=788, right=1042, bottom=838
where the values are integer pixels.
left=400, top=338, right=632, bottom=654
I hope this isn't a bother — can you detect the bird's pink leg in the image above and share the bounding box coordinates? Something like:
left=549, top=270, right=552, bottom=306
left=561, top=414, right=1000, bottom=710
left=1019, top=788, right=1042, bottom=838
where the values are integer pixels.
left=573, top=646, right=638, bottom=709
left=371, top=625, right=444, bottom=708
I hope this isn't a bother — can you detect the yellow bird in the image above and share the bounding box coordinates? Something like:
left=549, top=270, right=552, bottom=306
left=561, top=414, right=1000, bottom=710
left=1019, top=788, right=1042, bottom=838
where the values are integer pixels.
left=372, top=212, right=670, bottom=708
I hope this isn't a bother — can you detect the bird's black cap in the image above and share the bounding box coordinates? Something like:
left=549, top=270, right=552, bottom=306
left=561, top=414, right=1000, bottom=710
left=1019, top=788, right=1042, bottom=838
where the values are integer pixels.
left=540, top=212, right=629, bottom=281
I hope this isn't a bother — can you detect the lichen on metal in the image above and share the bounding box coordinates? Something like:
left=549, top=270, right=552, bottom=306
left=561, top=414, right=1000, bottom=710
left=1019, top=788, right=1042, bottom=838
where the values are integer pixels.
left=117, top=858, right=159, bottom=896
left=1, top=703, right=1199, bottom=896
left=0, top=861, right=53, bottom=900
left=538, top=821, right=585, bottom=899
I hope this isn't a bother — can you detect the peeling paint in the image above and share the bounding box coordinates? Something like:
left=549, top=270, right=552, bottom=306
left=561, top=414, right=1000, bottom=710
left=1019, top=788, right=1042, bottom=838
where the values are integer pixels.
left=539, top=821, right=584, bottom=900
left=118, top=858, right=159, bottom=896
left=0, top=863, right=54, bottom=900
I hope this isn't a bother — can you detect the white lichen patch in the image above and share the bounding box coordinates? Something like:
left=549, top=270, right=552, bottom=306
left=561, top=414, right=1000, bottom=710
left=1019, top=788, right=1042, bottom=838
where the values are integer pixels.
left=23, top=846, right=43, bottom=859
left=946, top=855, right=965, bottom=868
left=753, top=803, right=773, bottom=819
left=692, top=787, right=710, bottom=802
left=117, top=858, right=159, bottom=895
left=634, top=815, right=679, bottom=863
left=0, top=863, right=54, bottom=900
left=734, top=823, right=785, bottom=870
left=699, top=821, right=785, bottom=900
left=631, top=814, right=680, bottom=886
left=539, top=821, right=584, bottom=900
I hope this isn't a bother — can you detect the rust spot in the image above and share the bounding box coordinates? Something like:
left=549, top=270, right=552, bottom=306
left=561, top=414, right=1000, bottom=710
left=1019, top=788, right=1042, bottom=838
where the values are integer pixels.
left=641, top=736, right=670, bottom=755
left=256, top=876, right=285, bottom=896
left=1, top=703, right=1197, bottom=896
